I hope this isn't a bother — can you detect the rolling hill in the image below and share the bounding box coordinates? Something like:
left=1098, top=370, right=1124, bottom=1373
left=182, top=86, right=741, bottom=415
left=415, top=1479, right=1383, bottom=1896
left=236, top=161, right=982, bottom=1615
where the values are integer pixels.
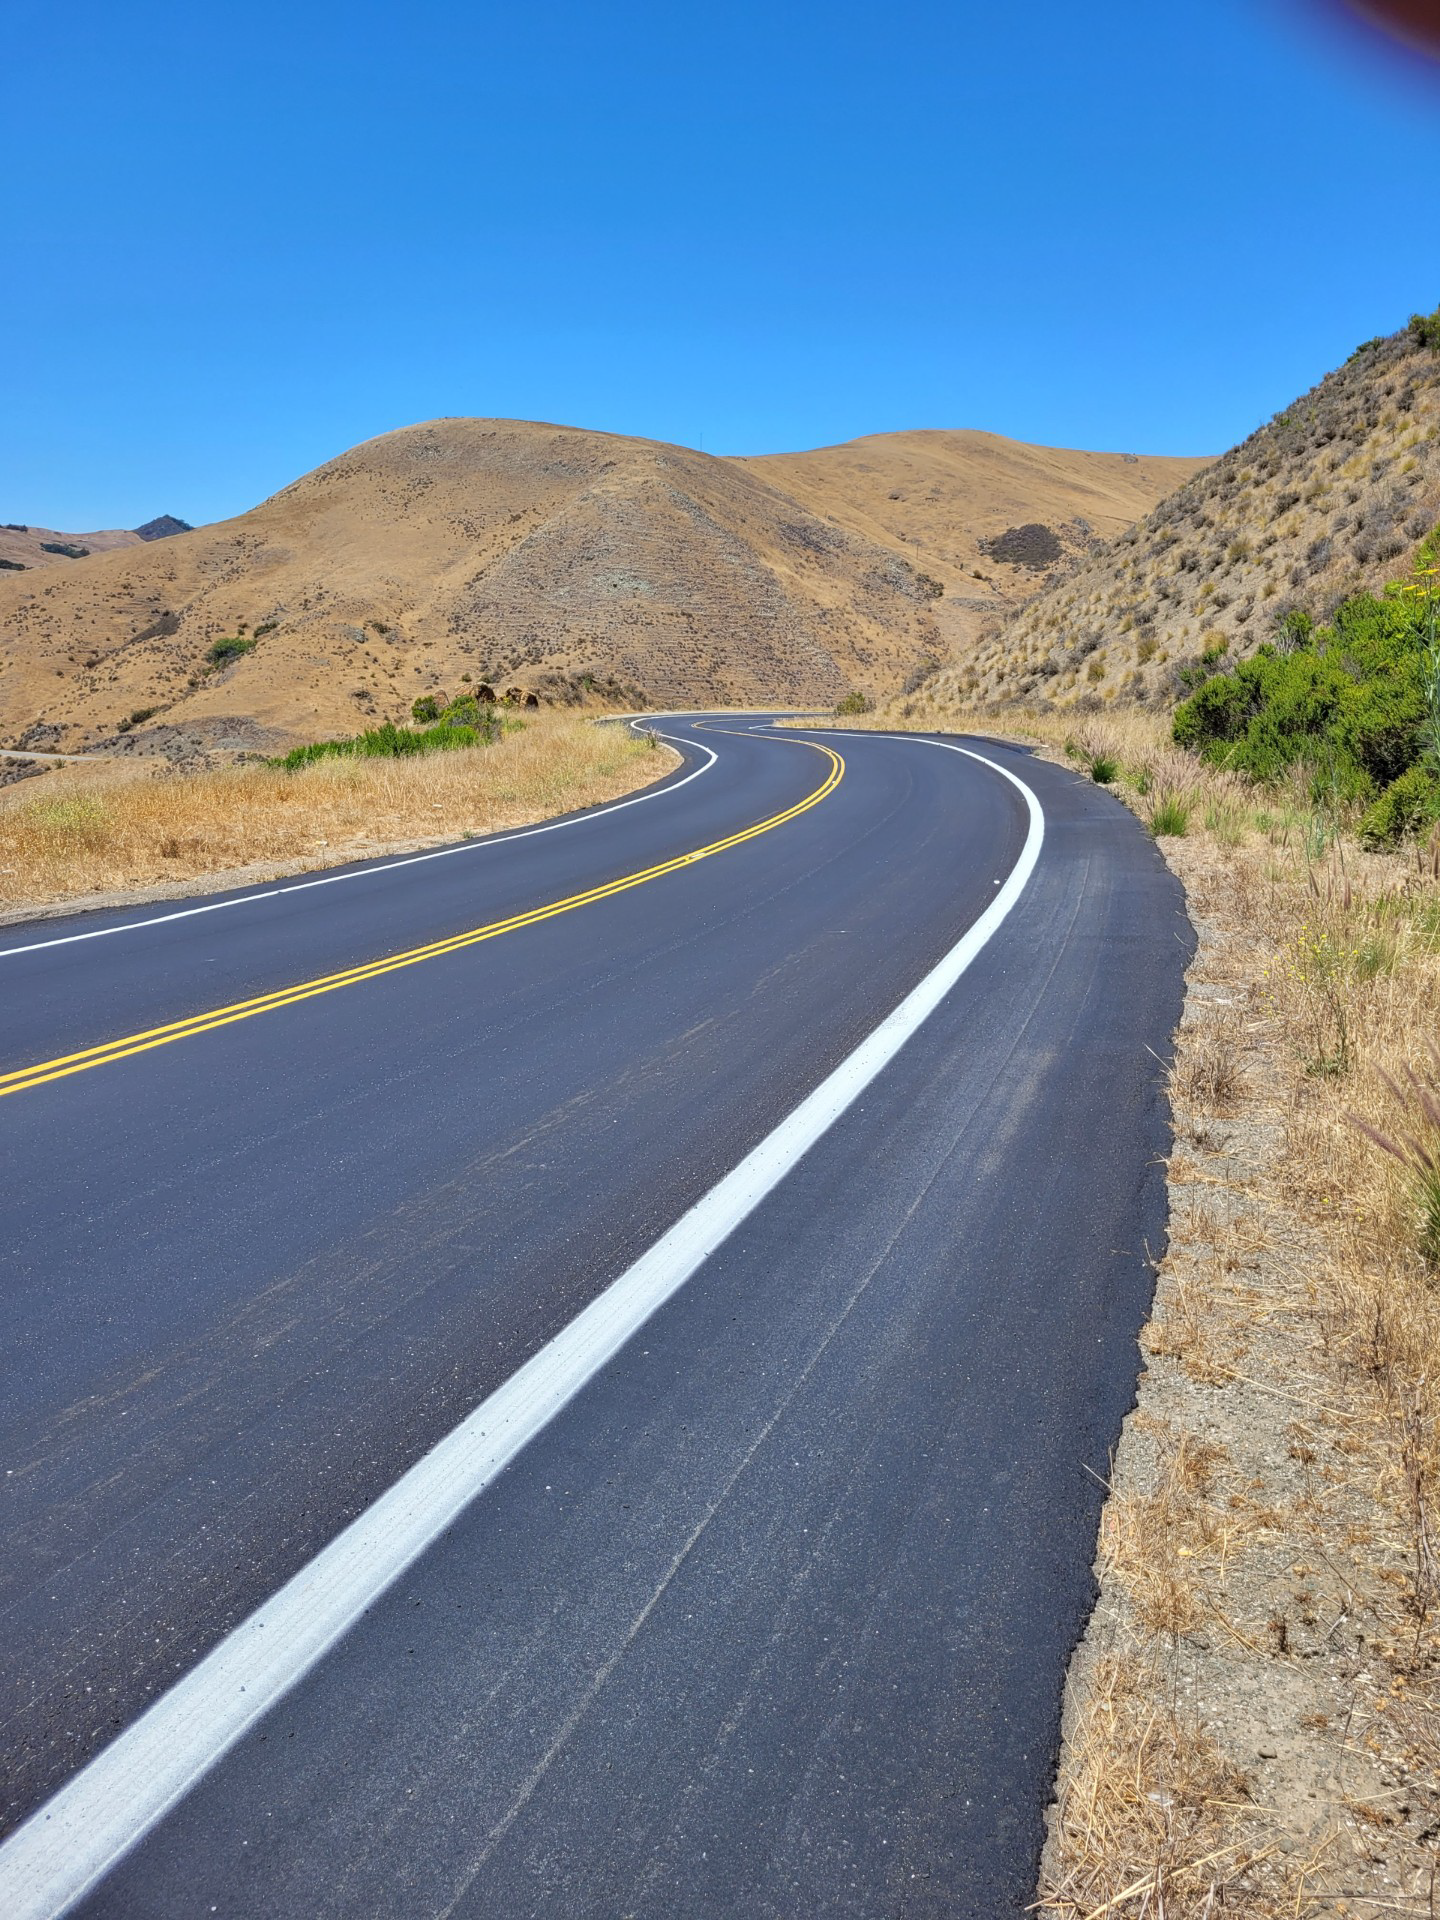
left=739, top=431, right=1209, bottom=662
left=0, top=419, right=1199, bottom=760
left=0, top=515, right=191, bottom=576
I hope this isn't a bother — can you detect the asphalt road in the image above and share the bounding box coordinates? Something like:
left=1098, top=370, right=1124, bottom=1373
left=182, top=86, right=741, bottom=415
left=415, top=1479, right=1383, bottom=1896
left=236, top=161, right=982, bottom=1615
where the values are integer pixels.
left=0, top=716, right=1191, bottom=1917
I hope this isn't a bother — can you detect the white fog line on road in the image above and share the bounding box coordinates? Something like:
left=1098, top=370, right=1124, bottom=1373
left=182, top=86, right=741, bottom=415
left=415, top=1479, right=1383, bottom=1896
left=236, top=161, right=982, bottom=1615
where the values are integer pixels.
left=0, top=738, right=1043, bottom=1920
left=0, top=725, right=715, bottom=959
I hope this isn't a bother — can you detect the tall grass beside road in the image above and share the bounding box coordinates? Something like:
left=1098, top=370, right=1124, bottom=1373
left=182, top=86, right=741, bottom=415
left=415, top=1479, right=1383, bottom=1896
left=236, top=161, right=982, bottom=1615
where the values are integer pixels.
left=0, top=714, right=672, bottom=917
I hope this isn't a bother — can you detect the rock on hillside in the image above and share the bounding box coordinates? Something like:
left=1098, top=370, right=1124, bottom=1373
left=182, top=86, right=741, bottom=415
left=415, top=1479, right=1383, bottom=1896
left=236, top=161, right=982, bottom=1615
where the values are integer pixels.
left=955, top=320, right=1440, bottom=712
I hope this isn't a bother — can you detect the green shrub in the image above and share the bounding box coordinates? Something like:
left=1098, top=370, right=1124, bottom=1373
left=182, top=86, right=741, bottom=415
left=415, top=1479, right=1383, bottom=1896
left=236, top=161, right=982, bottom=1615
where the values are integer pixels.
left=834, top=690, right=873, bottom=716
left=1409, top=306, right=1440, bottom=351
left=1173, top=576, right=1435, bottom=808
left=411, top=694, right=442, bottom=723
left=1359, top=764, right=1439, bottom=848
left=274, top=702, right=507, bottom=771
left=209, top=634, right=256, bottom=665
left=1089, top=755, right=1118, bottom=784
left=1150, top=794, right=1190, bottom=836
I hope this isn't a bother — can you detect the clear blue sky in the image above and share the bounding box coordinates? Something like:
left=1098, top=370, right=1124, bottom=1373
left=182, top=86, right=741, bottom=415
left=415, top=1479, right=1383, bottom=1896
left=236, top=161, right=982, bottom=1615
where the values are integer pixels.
left=7, top=0, right=1439, bottom=528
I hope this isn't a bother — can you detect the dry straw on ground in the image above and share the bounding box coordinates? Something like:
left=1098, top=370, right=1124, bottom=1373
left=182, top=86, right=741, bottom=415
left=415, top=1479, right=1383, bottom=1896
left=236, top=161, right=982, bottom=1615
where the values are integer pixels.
left=0, top=713, right=673, bottom=918
left=1034, top=714, right=1440, bottom=1918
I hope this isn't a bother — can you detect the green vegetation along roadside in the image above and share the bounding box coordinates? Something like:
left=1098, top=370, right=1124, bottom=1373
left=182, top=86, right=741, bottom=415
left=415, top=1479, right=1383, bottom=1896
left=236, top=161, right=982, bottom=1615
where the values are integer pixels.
left=273, top=691, right=517, bottom=771
left=1174, top=540, right=1440, bottom=849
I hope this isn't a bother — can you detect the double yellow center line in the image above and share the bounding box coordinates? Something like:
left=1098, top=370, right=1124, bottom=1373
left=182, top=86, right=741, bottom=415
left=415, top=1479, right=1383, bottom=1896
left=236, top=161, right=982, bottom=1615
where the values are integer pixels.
left=0, top=741, right=843, bottom=1102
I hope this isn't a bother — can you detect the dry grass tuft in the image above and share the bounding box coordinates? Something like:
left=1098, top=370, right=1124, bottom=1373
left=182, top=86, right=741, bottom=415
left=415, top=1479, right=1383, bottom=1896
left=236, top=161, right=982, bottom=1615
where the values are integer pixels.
left=1172, top=1007, right=1248, bottom=1112
left=0, top=714, right=672, bottom=916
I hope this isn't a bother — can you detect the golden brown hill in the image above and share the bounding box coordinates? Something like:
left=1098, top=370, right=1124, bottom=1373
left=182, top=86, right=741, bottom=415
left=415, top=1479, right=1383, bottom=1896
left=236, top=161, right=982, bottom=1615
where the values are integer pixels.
left=0, top=419, right=1197, bottom=759
left=0, top=420, right=954, bottom=757
left=946, top=323, right=1440, bottom=714
left=737, top=430, right=1209, bottom=662
left=0, top=524, right=144, bottom=572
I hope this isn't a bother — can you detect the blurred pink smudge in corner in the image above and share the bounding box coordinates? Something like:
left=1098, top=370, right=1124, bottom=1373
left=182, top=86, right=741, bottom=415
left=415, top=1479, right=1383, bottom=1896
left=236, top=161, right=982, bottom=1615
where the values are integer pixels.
left=1272, top=0, right=1440, bottom=76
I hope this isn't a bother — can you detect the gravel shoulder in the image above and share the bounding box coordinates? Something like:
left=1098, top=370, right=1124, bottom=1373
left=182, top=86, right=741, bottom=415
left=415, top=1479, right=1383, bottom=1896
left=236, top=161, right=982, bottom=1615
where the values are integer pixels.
left=1040, top=827, right=1440, bottom=1919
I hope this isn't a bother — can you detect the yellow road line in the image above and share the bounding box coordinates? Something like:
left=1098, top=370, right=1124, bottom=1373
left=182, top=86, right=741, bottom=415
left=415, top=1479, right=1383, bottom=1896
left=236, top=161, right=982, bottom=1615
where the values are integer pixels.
left=0, top=742, right=844, bottom=1101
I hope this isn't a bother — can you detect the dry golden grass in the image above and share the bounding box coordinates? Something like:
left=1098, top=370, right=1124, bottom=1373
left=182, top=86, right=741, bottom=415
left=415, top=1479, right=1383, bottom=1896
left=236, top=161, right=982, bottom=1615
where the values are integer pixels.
left=1059, top=731, right=1440, bottom=1915
left=0, top=713, right=672, bottom=915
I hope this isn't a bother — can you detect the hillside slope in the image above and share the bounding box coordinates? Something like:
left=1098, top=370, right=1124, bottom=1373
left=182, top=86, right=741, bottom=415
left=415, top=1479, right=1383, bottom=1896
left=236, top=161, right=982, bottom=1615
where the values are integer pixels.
left=0, top=421, right=949, bottom=757
left=0, top=525, right=144, bottom=572
left=949, top=322, right=1440, bottom=711
left=0, top=516, right=192, bottom=575
left=737, top=431, right=1210, bottom=662
left=0, top=419, right=1196, bottom=758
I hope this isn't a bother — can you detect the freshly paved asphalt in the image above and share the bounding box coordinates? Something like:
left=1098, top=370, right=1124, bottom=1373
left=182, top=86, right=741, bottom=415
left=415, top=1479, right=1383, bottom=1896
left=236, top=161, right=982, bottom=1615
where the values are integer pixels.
left=0, top=716, right=1191, bottom=1916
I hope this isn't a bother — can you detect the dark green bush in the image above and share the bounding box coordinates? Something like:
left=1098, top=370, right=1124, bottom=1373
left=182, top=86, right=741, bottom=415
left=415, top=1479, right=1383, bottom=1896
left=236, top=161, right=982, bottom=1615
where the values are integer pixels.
left=1173, top=584, right=1430, bottom=803
left=1360, top=764, right=1438, bottom=848
left=209, top=634, right=256, bottom=665
left=411, top=694, right=442, bottom=723
left=834, top=690, right=873, bottom=716
left=1409, top=306, right=1440, bottom=351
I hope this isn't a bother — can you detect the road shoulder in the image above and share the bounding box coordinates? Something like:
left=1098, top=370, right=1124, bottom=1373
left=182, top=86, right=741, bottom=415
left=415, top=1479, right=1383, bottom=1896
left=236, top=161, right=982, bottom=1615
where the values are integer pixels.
left=1038, top=817, right=1440, bottom=1918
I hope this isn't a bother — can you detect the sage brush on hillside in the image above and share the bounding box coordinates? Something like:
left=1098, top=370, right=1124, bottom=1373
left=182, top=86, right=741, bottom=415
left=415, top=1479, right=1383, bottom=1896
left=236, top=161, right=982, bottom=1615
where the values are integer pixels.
left=1172, top=547, right=1440, bottom=846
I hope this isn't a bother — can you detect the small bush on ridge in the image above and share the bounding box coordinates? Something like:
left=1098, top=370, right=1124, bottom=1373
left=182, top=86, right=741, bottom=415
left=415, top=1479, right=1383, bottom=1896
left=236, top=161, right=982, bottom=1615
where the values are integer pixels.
left=209, top=635, right=256, bottom=665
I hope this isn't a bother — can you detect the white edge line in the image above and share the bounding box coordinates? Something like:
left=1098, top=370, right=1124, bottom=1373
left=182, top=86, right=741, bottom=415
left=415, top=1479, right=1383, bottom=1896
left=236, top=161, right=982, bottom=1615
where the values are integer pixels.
left=0, top=723, right=715, bottom=960
left=0, top=738, right=1043, bottom=1920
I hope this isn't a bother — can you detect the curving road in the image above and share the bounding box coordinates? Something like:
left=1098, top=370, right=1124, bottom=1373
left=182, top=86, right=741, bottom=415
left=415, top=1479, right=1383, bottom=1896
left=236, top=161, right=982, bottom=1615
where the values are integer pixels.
left=0, top=717, right=1190, bottom=1918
